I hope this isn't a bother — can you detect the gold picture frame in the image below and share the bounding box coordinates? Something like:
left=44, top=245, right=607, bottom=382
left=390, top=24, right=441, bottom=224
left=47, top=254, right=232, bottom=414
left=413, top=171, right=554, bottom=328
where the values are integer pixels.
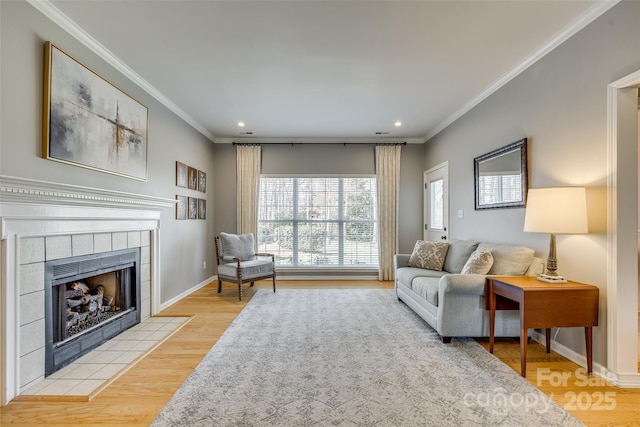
left=188, top=197, right=198, bottom=219
left=198, top=170, right=207, bottom=193
left=43, top=42, right=148, bottom=181
left=188, top=167, right=198, bottom=190
left=198, top=198, right=206, bottom=219
left=176, top=195, right=187, bottom=220
left=176, top=161, right=187, bottom=187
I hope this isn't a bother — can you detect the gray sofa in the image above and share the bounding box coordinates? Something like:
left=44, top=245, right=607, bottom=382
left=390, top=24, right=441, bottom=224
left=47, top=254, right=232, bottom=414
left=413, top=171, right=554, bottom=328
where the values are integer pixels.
left=394, top=239, right=543, bottom=342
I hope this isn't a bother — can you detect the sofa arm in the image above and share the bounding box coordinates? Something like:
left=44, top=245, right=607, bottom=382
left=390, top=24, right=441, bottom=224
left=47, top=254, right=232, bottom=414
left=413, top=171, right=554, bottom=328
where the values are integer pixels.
left=439, top=274, right=487, bottom=296
left=394, top=254, right=411, bottom=270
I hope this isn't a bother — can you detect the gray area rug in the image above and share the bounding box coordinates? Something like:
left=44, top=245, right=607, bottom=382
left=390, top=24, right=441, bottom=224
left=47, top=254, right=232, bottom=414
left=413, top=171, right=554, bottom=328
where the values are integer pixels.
left=153, top=289, right=583, bottom=426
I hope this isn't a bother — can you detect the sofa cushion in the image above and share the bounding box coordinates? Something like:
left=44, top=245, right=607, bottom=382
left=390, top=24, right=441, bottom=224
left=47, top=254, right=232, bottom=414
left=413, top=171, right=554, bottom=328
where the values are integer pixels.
left=408, top=240, right=449, bottom=271
left=411, top=277, right=439, bottom=306
left=396, top=267, right=446, bottom=287
left=443, top=239, right=479, bottom=273
left=480, top=243, right=535, bottom=276
left=461, top=247, right=494, bottom=274
left=525, top=257, right=545, bottom=276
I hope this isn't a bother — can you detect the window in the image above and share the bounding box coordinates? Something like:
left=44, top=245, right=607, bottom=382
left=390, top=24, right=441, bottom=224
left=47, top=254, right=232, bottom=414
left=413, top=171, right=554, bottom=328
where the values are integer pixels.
left=429, top=178, right=444, bottom=230
left=478, top=174, right=522, bottom=206
left=258, top=177, right=378, bottom=268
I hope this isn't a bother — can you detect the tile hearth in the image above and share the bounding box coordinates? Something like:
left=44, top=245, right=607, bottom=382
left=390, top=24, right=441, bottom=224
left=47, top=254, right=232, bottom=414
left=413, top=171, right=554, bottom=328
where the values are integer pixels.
left=20, top=316, right=190, bottom=400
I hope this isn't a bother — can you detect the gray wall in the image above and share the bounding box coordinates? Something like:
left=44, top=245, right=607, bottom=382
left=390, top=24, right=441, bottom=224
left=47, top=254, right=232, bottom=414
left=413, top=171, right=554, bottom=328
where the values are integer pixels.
left=213, top=143, right=424, bottom=257
left=424, top=1, right=640, bottom=365
left=1, top=1, right=216, bottom=303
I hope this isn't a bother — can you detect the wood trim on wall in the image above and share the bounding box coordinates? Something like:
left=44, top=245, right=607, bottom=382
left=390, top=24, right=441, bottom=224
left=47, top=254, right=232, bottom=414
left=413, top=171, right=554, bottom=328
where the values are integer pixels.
left=606, top=69, right=640, bottom=387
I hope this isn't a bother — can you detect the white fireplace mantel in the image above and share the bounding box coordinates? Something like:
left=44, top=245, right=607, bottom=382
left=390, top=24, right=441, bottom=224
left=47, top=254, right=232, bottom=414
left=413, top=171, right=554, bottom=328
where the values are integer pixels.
left=1, top=175, right=175, bottom=237
left=0, top=175, right=175, bottom=405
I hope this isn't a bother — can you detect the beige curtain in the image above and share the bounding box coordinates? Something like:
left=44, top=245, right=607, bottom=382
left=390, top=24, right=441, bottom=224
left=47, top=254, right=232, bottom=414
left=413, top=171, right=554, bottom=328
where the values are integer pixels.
left=236, top=145, right=261, bottom=237
left=376, top=145, right=401, bottom=281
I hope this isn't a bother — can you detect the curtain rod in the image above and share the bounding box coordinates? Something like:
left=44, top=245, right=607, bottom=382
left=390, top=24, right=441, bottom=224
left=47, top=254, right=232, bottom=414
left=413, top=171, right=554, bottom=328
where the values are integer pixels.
left=232, top=142, right=407, bottom=146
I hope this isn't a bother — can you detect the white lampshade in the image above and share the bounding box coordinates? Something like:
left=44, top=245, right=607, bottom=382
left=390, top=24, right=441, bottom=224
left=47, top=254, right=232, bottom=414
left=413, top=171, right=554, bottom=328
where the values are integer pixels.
left=524, top=187, right=588, bottom=234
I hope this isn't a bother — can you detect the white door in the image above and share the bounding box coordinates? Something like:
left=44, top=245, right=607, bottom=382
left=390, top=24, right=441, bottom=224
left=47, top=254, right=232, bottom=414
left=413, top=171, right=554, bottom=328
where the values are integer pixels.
left=424, top=162, right=449, bottom=242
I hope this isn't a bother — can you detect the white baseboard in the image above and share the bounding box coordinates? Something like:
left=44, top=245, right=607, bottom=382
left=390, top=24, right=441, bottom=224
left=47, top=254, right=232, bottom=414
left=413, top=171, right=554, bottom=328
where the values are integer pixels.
left=531, top=331, right=640, bottom=388
left=277, top=275, right=379, bottom=281
left=159, top=275, right=217, bottom=311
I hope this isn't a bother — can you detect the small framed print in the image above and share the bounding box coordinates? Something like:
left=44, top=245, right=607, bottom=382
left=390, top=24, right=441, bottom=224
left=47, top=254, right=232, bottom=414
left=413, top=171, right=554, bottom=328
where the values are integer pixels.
left=188, top=167, right=198, bottom=190
left=188, top=197, right=198, bottom=219
left=198, top=198, right=206, bottom=219
left=176, top=195, right=187, bottom=220
left=176, top=161, right=187, bottom=187
left=198, top=170, right=207, bottom=193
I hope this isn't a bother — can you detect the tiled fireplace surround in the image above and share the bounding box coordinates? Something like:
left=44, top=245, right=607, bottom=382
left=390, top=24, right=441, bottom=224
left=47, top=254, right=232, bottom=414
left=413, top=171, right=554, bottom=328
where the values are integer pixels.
left=0, top=176, right=175, bottom=405
left=22, top=230, right=151, bottom=386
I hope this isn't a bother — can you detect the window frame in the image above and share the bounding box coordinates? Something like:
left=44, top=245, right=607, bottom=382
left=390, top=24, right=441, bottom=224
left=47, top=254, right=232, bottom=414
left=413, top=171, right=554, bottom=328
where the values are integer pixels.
left=258, top=174, right=379, bottom=269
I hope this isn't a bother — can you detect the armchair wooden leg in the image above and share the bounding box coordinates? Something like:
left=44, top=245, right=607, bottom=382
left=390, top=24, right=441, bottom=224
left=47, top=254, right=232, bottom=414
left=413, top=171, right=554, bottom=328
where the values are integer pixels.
left=238, top=284, right=242, bottom=301
left=217, top=280, right=222, bottom=294
left=272, top=277, right=276, bottom=293
left=250, top=282, right=254, bottom=287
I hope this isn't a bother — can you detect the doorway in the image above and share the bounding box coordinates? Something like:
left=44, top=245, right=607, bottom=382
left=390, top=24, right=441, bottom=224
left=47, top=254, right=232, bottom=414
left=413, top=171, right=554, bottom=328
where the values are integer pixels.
left=424, top=161, right=449, bottom=243
left=607, top=69, right=640, bottom=386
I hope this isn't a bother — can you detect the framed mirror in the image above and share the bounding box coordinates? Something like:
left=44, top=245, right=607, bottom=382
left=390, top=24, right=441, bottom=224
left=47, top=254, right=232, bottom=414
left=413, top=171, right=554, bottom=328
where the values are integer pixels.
left=474, top=138, right=528, bottom=210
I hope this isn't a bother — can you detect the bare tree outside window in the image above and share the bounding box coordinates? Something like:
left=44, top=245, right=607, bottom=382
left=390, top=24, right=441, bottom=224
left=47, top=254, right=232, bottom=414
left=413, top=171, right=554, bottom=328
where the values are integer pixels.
left=258, top=177, right=378, bottom=267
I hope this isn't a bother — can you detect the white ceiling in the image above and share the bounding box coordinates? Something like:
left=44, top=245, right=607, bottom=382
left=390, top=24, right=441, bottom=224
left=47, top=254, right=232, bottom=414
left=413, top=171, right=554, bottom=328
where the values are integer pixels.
left=44, top=0, right=613, bottom=142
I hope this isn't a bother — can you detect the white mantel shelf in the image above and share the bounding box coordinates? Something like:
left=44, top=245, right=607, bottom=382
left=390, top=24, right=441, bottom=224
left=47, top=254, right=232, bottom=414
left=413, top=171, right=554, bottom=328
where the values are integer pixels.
left=0, top=175, right=175, bottom=210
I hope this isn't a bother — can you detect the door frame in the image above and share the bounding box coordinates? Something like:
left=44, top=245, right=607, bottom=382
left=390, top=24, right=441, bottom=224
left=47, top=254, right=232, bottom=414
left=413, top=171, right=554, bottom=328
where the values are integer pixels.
left=424, top=161, right=449, bottom=242
left=606, top=68, right=640, bottom=386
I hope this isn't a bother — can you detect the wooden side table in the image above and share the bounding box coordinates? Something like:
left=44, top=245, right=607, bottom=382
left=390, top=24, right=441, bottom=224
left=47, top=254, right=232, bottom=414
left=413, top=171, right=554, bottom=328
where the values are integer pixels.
left=486, top=276, right=599, bottom=377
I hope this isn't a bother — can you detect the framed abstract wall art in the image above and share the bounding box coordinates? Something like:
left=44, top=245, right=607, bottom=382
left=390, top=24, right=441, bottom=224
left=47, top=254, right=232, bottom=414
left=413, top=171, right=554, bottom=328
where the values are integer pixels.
left=176, top=161, right=188, bottom=187
left=188, top=167, right=198, bottom=190
left=198, top=170, right=207, bottom=193
left=42, top=42, right=149, bottom=181
left=198, top=198, right=206, bottom=219
left=176, top=195, right=187, bottom=220
left=188, top=197, right=198, bottom=219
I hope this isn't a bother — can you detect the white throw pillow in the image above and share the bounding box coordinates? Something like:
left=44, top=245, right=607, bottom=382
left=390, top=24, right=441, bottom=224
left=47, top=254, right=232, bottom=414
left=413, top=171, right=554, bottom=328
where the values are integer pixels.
left=461, top=247, right=494, bottom=274
left=408, top=240, right=450, bottom=271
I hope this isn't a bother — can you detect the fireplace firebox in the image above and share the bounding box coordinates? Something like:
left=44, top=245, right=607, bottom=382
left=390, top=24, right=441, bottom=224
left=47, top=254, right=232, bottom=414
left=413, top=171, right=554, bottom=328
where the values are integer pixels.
left=44, top=248, right=141, bottom=375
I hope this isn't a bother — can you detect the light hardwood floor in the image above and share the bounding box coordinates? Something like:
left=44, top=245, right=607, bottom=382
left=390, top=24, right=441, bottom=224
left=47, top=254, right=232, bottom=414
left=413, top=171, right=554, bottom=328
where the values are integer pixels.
left=1, top=280, right=639, bottom=426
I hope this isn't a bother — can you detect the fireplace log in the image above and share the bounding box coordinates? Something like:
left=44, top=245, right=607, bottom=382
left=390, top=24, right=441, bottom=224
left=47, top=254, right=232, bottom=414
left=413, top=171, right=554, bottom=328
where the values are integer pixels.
left=88, top=301, right=98, bottom=314
left=67, top=298, right=84, bottom=308
left=65, top=289, right=84, bottom=298
left=77, top=293, right=103, bottom=313
left=80, top=294, right=102, bottom=305
left=71, top=282, right=90, bottom=293
left=66, top=311, right=80, bottom=329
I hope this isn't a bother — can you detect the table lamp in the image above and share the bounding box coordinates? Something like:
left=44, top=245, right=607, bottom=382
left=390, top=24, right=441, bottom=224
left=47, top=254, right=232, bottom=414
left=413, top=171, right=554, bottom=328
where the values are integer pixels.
left=523, top=187, right=588, bottom=283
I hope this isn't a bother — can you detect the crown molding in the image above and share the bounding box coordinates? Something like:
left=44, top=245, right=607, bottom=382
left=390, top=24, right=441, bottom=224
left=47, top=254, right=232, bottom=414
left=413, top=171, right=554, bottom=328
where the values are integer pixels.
left=215, top=137, right=425, bottom=145
left=26, top=0, right=216, bottom=143
left=425, top=0, right=621, bottom=142
left=0, top=175, right=175, bottom=210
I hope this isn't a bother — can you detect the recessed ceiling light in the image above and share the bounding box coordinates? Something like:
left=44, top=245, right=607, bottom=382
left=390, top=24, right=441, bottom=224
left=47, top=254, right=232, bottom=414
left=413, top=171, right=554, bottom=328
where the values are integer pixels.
left=394, top=121, right=402, bottom=127
left=238, top=122, right=245, bottom=127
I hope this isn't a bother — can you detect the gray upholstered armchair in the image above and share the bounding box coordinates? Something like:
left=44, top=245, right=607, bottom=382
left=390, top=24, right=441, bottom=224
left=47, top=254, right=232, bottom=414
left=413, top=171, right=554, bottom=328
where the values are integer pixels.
left=215, top=232, right=276, bottom=301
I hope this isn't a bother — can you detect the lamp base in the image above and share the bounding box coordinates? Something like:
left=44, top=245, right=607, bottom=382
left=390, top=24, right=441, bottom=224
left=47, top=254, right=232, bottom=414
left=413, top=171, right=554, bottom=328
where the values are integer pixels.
left=537, top=274, right=568, bottom=284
